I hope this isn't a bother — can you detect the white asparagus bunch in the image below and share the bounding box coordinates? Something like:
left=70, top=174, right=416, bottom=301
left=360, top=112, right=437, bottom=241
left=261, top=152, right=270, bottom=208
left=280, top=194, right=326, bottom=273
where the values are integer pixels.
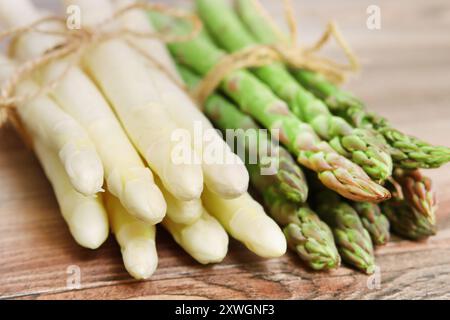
left=0, top=0, right=167, bottom=224
left=163, top=209, right=229, bottom=264
left=63, top=0, right=204, bottom=202
left=113, top=0, right=249, bottom=199
left=105, top=192, right=158, bottom=279
left=0, top=55, right=103, bottom=196
left=202, top=188, right=287, bottom=258
left=0, top=0, right=290, bottom=277
left=33, top=138, right=109, bottom=249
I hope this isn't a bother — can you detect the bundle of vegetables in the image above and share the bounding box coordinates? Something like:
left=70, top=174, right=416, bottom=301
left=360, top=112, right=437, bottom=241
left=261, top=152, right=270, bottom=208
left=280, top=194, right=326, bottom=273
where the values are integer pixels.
left=150, top=0, right=445, bottom=273
left=0, top=0, right=447, bottom=280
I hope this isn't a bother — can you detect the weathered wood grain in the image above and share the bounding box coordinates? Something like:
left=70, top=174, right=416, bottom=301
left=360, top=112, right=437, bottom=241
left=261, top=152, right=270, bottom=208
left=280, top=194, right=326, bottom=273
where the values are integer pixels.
left=1, top=0, right=449, bottom=300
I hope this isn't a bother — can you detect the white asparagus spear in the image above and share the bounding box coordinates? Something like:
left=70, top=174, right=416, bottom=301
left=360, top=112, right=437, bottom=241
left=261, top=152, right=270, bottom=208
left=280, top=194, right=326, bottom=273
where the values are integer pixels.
left=155, top=177, right=202, bottom=225
left=0, top=0, right=166, bottom=223
left=202, top=188, right=287, bottom=258
left=163, top=209, right=229, bottom=264
left=112, top=0, right=250, bottom=199
left=64, top=0, right=204, bottom=201
left=33, top=138, right=109, bottom=249
left=0, top=55, right=103, bottom=196
left=105, top=192, right=158, bottom=279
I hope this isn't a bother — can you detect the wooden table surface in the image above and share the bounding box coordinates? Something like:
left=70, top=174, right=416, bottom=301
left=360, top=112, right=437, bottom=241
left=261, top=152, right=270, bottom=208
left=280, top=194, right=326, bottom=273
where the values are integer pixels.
left=1, top=0, right=450, bottom=300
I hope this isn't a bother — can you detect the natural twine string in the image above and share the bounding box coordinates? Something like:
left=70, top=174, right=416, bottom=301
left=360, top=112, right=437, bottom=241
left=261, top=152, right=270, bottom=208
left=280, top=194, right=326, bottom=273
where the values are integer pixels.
left=192, top=0, right=360, bottom=105
left=0, top=1, right=202, bottom=130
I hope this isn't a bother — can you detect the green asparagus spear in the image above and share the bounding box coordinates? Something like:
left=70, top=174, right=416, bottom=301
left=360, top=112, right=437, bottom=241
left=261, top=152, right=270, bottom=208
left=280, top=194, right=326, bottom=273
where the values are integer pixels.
left=351, top=202, right=390, bottom=246
left=195, top=0, right=392, bottom=182
left=178, top=65, right=308, bottom=203
left=150, top=12, right=390, bottom=203
left=381, top=198, right=436, bottom=241
left=263, top=187, right=340, bottom=270
left=178, top=65, right=339, bottom=270
left=393, top=169, right=437, bottom=223
left=291, top=70, right=368, bottom=126
left=312, top=189, right=375, bottom=274
left=235, top=0, right=450, bottom=170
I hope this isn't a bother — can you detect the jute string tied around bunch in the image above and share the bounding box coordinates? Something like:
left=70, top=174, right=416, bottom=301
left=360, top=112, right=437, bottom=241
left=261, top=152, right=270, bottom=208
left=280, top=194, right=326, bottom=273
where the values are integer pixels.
left=192, top=0, right=360, bottom=106
left=0, top=1, right=202, bottom=133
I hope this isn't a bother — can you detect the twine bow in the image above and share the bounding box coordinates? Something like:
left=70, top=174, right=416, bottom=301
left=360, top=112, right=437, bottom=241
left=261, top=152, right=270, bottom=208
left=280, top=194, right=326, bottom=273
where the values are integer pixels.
left=0, top=1, right=202, bottom=129
left=192, top=0, right=360, bottom=105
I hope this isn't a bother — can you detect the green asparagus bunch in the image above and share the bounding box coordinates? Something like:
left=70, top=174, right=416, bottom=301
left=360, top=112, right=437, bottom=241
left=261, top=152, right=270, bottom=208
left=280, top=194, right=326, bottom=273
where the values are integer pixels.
left=351, top=202, right=390, bottom=246
left=195, top=0, right=392, bottom=183
left=178, top=65, right=308, bottom=203
left=236, top=0, right=443, bottom=241
left=312, top=189, right=375, bottom=274
left=179, top=65, right=340, bottom=270
left=150, top=12, right=390, bottom=203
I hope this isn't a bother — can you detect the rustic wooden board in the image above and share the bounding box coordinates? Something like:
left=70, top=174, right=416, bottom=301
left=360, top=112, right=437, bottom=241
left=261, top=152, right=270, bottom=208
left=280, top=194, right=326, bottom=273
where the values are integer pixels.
left=1, top=0, right=449, bottom=299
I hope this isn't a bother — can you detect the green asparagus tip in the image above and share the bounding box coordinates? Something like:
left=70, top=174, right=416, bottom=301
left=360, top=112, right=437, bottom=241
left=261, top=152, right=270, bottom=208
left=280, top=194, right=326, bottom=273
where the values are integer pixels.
left=278, top=155, right=309, bottom=203
left=285, top=223, right=341, bottom=271
left=352, top=202, right=390, bottom=246
left=282, top=206, right=341, bottom=271
left=313, top=190, right=376, bottom=274
left=381, top=199, right=437, bottom=241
